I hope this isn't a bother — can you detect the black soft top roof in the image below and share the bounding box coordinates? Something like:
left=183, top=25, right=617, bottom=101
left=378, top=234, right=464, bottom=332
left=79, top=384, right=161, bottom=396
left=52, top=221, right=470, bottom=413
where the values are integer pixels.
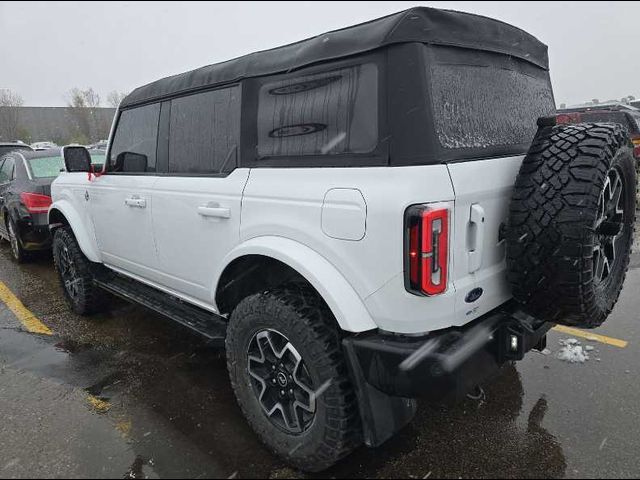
left=122, top=7, right=549, bottom=109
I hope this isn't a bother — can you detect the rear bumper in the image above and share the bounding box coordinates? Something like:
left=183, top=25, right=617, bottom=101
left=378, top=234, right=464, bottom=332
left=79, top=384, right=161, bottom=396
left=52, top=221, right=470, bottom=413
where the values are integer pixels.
left=344, top=302, right=551, bottom=401
left=16, top=214, right=51, bottom=251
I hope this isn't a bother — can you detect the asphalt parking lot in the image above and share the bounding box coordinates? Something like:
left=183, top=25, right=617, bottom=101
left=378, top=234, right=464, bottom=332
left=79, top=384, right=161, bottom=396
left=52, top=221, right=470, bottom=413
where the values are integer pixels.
left=1, top=241, right=640, bottom=479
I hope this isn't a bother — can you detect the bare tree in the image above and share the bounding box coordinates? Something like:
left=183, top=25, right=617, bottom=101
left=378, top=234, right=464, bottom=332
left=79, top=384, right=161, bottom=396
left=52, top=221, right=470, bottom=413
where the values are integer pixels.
left=0, top=89, right=24, bottom=141
left=68, top=87, right=101, bottom=108
left=67, top=87, right=102, bottom=144
left=106, top=90, right=128, bottom=108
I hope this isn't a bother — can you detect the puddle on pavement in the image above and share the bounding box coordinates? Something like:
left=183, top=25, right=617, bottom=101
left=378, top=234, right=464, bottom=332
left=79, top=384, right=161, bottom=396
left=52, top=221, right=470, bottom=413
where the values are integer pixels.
left=0, top=317, right=569, bottom=478
left=0, top=240, right=573, bottom=478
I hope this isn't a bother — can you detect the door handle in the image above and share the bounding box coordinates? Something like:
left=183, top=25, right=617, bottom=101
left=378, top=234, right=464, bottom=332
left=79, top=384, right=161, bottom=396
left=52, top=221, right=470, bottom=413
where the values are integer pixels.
left=468, top=204, right=486, bottom=274
left=197, top=203, right=231, bottom=219
left=124, top=196, right=147, bottom=208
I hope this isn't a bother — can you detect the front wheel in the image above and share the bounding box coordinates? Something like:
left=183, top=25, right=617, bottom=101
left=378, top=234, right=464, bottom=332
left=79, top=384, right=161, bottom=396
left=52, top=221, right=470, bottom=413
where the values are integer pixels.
left=52, top=227, right=104, bottom=315
left=226, top=284, right=362, bottom=472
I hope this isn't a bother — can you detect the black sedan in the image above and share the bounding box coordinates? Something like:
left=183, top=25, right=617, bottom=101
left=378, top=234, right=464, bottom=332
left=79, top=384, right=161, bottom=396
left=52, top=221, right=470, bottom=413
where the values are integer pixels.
left=0, top=150, right=63, bottom=262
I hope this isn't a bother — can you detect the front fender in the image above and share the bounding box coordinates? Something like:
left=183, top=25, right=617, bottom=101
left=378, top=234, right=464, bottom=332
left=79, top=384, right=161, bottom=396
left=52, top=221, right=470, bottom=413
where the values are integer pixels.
left=48, top=199, right=101, bottom=263
left=215, top=236, right=378, bottom=333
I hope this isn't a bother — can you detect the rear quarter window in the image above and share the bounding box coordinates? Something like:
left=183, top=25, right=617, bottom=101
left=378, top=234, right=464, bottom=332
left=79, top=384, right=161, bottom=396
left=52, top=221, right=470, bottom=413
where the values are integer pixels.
left=257, top=63, right=378, bottom=158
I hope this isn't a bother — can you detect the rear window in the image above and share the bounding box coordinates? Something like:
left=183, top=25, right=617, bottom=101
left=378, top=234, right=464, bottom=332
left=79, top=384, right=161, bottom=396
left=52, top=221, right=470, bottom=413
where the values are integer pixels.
left=0, top=146, right=30, bottom=157
left=428, top=48, right=555, bottom=152
left=257, top=63, right=378, bottom=158
left=28, top=156, right=65, bottom=178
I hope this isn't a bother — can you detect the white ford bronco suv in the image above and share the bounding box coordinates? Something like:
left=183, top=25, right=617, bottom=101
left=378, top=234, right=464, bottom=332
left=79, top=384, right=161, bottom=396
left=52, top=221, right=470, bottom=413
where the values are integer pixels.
left=49, top=7, right=636, bottom=472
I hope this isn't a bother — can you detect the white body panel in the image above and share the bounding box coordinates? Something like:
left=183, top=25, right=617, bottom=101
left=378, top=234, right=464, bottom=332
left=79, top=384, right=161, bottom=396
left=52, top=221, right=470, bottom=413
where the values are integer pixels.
left=49, top=173, right=102, bottom=263
left=447, top=156, right=524, bottom=325
left=88, top=175, right=159, bottom=280
left=241, top=166, right=460, bottom=333
left=51, top=157, right=522, bottom=335
left=241, top=166, right=455, bottom=300
left=215, top=236, right=378, bottom=333
left=151, top=170, right=250, bottom=302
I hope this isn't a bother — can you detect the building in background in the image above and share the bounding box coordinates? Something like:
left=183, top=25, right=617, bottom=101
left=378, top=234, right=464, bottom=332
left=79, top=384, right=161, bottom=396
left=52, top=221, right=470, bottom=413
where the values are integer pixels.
left=0, top=106, right=115, bottom=145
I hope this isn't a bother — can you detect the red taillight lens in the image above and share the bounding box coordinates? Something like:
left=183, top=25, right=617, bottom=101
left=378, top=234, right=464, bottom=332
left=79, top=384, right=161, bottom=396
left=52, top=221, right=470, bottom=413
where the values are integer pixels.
left=632, top=137, right=640, bottom=158
left=20, top=192, right=52, bottom=214
left=556, top=112, right=582, bottom=125
left=405, top=204, right=449, bottom=296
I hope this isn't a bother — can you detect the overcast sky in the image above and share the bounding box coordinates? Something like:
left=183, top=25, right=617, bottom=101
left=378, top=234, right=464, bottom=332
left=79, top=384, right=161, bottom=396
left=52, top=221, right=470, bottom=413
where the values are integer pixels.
left=1, top=1, right=638, bottom=107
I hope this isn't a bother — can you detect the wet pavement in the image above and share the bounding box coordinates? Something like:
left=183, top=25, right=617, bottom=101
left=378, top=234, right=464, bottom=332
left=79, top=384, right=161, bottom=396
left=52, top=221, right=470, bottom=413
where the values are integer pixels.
left=1, top=240, right=640, bottom=479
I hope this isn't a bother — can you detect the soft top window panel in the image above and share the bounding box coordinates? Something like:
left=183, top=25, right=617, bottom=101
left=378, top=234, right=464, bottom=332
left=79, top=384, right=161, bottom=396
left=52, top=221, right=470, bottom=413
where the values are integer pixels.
left=257, top=63, right=378, bottom=158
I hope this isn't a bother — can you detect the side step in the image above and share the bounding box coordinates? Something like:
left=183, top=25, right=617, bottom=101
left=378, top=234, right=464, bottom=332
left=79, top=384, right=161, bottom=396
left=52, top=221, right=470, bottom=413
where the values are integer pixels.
left=94, top=273, right=227, bottom=345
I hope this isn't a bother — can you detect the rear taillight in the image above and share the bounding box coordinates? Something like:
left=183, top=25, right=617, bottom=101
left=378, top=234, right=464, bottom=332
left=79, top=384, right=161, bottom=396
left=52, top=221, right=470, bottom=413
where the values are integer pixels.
left=556, top=112, right=582, bottom=125
left=632, top=137, right=640, bottom=158
left=20, top=192, right=52, bottom=214
left=405, top=204, right=449, bottom=296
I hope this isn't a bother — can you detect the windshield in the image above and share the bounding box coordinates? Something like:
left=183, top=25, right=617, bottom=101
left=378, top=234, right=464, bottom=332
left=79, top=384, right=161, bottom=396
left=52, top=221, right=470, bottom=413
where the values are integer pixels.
left=27, top=156, right=65, bottom=178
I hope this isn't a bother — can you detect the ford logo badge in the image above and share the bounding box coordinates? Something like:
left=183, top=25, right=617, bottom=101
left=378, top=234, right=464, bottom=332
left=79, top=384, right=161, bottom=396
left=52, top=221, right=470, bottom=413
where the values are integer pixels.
left=465, top=288, right=483, bottom=303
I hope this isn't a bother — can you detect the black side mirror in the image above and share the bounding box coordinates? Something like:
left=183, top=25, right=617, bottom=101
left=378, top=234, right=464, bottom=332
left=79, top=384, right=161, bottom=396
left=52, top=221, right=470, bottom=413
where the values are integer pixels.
left=62, top=146, right=92, bottom=173
left=116, top=151, right=148, bottom=173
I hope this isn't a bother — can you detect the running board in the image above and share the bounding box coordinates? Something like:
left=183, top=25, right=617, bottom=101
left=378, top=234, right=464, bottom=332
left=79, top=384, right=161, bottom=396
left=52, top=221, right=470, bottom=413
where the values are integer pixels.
left=94, top=273, right=227, bottom=344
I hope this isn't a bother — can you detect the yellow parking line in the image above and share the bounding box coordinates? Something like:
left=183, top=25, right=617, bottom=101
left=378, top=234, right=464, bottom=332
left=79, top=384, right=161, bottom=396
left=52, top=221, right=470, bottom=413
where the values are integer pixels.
left=87, top=395, right=111, bottom=414
left=0, top=281, right=52, bottom=336
left=552, top=325, right=628, bottom=348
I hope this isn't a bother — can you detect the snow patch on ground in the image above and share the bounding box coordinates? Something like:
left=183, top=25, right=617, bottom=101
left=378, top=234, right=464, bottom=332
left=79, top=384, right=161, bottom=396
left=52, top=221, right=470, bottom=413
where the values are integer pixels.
left=557, top=338, right=590, bottom=364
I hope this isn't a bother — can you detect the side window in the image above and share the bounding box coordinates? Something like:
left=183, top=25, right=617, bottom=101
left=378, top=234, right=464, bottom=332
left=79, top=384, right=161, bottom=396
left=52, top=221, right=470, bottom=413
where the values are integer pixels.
left=109, top=103, right=161, bottom=173
left=168, top=86, right=241, bottom=175
left=257, top=63, right=378, bottom=158
left=0, top=158, right=15, bottom=183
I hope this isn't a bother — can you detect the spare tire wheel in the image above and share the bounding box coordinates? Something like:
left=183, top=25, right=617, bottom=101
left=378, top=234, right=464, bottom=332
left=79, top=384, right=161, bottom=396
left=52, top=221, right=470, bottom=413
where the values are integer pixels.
left=507, top=122, right=637, bottom=328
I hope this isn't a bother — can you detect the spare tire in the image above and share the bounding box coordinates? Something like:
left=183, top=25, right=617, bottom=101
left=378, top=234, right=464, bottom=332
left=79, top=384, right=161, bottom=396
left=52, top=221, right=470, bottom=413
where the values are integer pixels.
left=507, top=122, right=636, bottom=328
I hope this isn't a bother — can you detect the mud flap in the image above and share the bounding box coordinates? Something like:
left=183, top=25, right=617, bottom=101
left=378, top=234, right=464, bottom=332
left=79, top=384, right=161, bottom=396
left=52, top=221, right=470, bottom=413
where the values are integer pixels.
left=343, top=339, right=417, bottom=447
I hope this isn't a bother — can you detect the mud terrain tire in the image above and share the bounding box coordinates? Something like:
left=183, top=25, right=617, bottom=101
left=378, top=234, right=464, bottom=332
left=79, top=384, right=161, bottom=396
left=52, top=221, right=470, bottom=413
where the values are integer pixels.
left=52, top=226, right=104, bottom=315
left=226, top=283, right=361, bottom=472
left=507, top=123, right=636, bottom=328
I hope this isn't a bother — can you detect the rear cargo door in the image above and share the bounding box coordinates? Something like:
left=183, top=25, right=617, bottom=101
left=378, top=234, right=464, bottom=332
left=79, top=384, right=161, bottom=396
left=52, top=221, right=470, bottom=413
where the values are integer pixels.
left=424, top=44, right=555, bottom=322
left=447, top=157, right=523, bottom=320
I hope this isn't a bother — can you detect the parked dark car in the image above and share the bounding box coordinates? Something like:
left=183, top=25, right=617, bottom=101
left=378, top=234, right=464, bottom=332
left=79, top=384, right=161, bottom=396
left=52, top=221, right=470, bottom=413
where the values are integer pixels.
left=557, top=105, right=640, bottom=158
left=0, top=142, right=33, bottom=157
left=0, top=150, right=64, bottom=262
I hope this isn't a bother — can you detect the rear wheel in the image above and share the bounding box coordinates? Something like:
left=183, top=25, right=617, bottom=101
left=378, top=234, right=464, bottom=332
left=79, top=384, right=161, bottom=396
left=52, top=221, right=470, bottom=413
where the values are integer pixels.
left=226, top=283, right=361, bottom=472
left=52, top=227, right=104, bottom=315
left=6, top=218, right=27, bottom=263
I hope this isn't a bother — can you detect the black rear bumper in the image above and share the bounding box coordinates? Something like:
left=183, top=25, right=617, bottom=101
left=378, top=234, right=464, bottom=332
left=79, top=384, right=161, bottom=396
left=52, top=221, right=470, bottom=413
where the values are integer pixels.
left=17, top=215, right=51, bottom=251
left=345, top=304, right=551, bottom=400
left=343, top=303, right=552, bottom=446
